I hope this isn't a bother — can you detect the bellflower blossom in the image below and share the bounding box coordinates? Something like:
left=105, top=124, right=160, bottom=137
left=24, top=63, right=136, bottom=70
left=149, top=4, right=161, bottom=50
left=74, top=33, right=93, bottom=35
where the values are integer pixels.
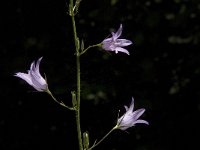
left=102, top=24, right=133, bottom=55
left=14, top=57, right=48, bottom=92
left=116, top=97, right=149, bottom=130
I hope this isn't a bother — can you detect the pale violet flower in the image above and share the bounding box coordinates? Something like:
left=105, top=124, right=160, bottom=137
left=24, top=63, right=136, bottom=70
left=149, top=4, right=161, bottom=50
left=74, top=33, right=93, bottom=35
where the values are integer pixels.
left=116, top=97, right=149, bottom=130
left=102, top=24, right=133, bottom=55
left=14, top=57, right=48, bottom=92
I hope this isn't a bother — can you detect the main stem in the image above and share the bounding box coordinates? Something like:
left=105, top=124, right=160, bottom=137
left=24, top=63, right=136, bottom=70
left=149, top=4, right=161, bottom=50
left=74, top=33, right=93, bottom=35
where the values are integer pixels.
left=76, top=52, right=82, bottom=150
left=70, top=0, right=83, bottom=150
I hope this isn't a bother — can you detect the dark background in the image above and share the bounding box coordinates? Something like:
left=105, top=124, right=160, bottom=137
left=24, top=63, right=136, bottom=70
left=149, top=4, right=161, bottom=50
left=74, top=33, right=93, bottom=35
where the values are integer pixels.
left=1, top=0, right=200, bottom=150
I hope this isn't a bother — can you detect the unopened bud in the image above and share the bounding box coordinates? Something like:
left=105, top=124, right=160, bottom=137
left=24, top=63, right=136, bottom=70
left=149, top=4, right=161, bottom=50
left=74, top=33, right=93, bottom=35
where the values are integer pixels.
left=83, top=131, right=89, bottom=150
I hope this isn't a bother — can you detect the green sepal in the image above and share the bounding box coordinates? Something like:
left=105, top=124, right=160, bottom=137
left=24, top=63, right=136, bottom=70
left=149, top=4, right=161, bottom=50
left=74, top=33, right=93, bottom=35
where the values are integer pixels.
left=74, top=0, right=82, bottom=15
left=81, top=39, right=84, bottom=51
left=76, top=37, right=80, bottom=52
left=71, top=91, right=77, bottom=108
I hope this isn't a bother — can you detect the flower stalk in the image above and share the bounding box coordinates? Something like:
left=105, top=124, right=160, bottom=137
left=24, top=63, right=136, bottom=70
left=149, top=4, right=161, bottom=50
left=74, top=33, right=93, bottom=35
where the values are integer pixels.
left=80, top=43, right=102, bottom=56
left=88, top=126, right=117, bottom=150
left=46, top=89, right=75, bottom=110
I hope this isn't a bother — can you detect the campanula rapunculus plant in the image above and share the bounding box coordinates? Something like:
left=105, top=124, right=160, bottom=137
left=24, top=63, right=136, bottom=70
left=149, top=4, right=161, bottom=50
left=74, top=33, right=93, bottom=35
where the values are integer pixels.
left=14, top=1, right=149, bottom=149
left=102, top=24, right=133, bottom=55
left=14, top=57, right=48, bottom=92
left=116, top=97, right=149, bottom=130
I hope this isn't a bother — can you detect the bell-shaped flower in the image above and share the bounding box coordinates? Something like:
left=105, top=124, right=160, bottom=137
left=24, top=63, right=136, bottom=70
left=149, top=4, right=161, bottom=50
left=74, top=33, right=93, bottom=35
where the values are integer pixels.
left=102, top=24, right=133, bottom=55
left=14, top=57, right=48, bottom=92
left=116, top=97, right=149, bottom=130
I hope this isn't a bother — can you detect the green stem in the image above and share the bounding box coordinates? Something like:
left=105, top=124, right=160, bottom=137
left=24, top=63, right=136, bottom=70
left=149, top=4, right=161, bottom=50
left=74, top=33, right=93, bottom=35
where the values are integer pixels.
left=46, top=89, right=74, bottom=110
left=76, top=53, right=82, bottom=150
left=70, top=0, right=83, bottom=150
left=88, top=126, right=117, bottom=150
left=80, top=43, right=102, bottom=56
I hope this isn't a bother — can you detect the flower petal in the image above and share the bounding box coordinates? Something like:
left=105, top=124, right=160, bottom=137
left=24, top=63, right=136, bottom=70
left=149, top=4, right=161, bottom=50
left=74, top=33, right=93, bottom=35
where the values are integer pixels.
left=132, top=119, right=149, bottom=125
left=30, top=68, right=47, bottom=91
left=29, top=74, right=44, bottom=91
left=118, top=125, right=130, bottom=131
left=35, top=57, right=43, bottom=76
left=124, top=105, right=128, bottom=111
left=117, top=115, right=133, bottom=130
left=115, top=47, right=130, bottom=55
left=14, top=73, right=33, bottom=86
left=113, top=24, right=123, bottom=40
left=128, top=97, right=135, bottom=112
left=102, top=37, right=113, bottom=43
left=132, top=109, right=146, bottom=120
left=115, top=39, right=133, bottom=47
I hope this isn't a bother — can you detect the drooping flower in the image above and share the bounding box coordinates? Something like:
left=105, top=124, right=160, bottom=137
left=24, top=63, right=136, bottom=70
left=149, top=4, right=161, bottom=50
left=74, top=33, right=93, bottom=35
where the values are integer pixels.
left=14, top=57, right=48, bottom=92
left=116, top=97, right=149, bottom=130
left=102, top=24, right=133, bottom=55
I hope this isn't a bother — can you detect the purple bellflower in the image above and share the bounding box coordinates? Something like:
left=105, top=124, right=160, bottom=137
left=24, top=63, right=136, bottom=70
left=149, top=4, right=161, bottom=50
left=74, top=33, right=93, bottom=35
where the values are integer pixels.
left=102, top=24, right=133, bottom=55
left=14, top=57, right=48, bottom=92
left=116, top=97, right=149, bottom=130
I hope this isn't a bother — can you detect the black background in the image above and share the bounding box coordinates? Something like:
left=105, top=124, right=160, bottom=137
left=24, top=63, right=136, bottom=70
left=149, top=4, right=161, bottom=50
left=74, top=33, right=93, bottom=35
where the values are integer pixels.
left=1, top=0, right=200, bottom=150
